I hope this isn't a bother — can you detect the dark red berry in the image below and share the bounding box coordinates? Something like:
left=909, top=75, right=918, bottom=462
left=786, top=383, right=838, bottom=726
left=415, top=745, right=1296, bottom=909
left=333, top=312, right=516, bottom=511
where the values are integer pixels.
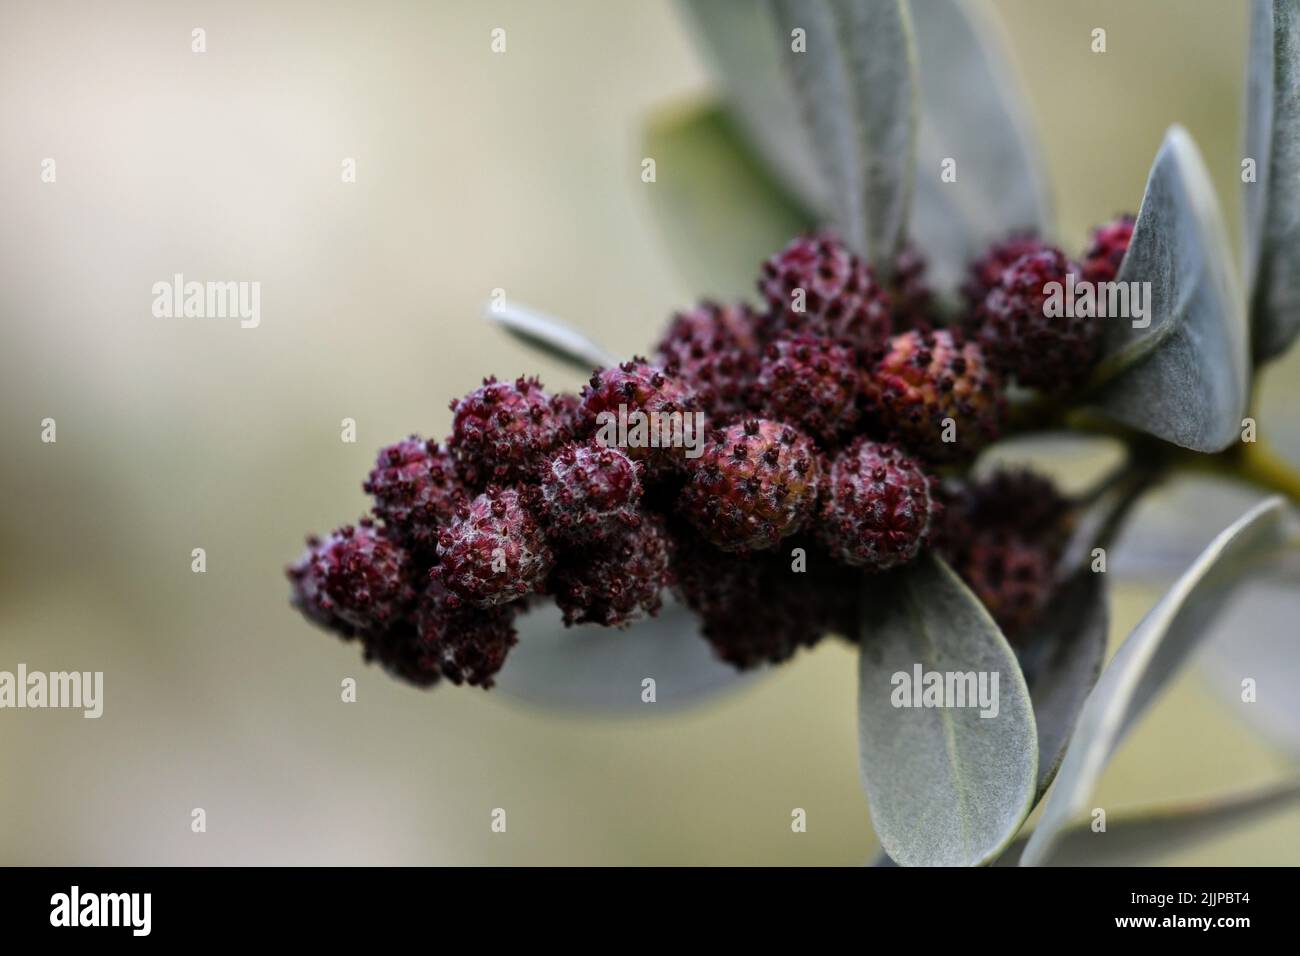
left=414, top=582, right=518, bottom=687
left=755, top=334, right=862, bottom=443
left=286, top=520, right=414, bottom=637
left=678, top=418, right=821, bottom=552
left=862, top=329, right=1004, bottom=463
left=534, top=441, right=643, bottom=541
left=819, top=439, right=936, bottom=570
left=887, top=243, right=937, bottom=332
left=550, top=514, right=673, bottom=627
left=363, top=436, right=466, bottom=551
left=654, top=301, right=763, bottom=420
left=579, top=359, right=701, bottom=476
left=758, top=232, right=892, bottom=354
left=448, top=375, right=566, bottom=485
left=1081, top=213, right=1136, bottom=285
left=434, top=487, right=553, bottom=608
left=973, top=248, right=1099, bottom=393
left=363, top=621, right=442, bottom=689
left=961, top=233, right=1048, bottom=306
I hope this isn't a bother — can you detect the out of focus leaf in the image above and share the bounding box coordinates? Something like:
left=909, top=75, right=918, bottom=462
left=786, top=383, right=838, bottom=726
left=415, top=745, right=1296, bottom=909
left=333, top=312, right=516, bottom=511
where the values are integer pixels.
left=1089, top=126, right=1249, bottom=453
left=1245, top=0, right=1300, bottom=362
left=907, top=0, right=1054, bottom=294
left=858, top=554, right=1037, bottom=867
left=483, top=300, right=617, bottom=374
left=642, top=102, right=811, bottom=301
left=495, top=597, right=752, bottom=713
left=767, top=0, right=917, bottom=270
left=1021, top=497, right=1289, bottom=866
left=999, top=781, right=1300, bottom=865
left=1018, top=569, right=1109, bottom=798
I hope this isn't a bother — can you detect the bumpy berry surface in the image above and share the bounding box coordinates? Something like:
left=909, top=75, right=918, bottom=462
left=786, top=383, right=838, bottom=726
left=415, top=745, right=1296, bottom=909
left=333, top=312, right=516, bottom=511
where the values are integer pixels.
left=579, top=359, right=700, bottom=475
left=961, top=233, right=1048, bottom=306
left=654, top=301, right=762, bottom=420
left=286, top=521, right=413, bottom=636
left=671, top=533, right=831, bottom=669
left=887, top=244, right=936, bottom=332
left=550, top=514, right=673, bottom=627
left=534, top=441, right=642, bottom=541
left=679, top=419, right=821, bottom=552
left=819, top=439, right=936, bottom=570
left=758, top=232, right=892, bottom=354
left=937, top=469, right=1075, bottom=640
left=755, top=334, right=861, bottom=442
left=448, top=376, right=567, bottom=485
left=414, top=582, right=518, bottom=687
left=434, top=487, right=553, bottom=608
left=973, top=248, right=1099, bottom=393
left=1081, top=213, right=1136, bottom=284
left=363, top=436, right=466, bottom=551
left=861, top=329, right=1004, bottom=463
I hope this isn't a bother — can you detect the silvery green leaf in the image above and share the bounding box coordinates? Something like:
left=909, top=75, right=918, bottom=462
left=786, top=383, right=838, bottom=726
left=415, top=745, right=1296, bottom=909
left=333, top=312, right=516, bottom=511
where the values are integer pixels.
left=1245, top=0, right=1300, bottom=361
left=998, top=781, right=1300, bottom=866
left=1200, top=561, right=1300, bottom=758
left=1088, top=126, right=1249, bottom=453
left=1018, top=569, right=1109, bottom=799
left=1020, top=497, right=1289, bottom=867
left=767, top=0, right=917, bottom=271
left=674, top=0, right=829, bottom=210
left=495, top=597, right=751, bottom=713
left=483, top=301, right=617, bottom=373
left=642, top=103, right=811, bottom=300
left=858, top=554, right=1038, bottom=867
left=907, top=0, right=1053, bottom=294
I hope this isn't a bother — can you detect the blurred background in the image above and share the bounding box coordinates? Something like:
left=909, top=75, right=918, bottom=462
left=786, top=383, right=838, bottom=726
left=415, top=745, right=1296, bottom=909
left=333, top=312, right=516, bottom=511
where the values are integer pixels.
left=1, top=0, right=1297, bottom=864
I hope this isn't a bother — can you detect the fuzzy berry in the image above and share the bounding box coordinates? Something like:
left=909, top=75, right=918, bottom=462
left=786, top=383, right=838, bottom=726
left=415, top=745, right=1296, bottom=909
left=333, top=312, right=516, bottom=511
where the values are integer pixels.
left=937, top=469, right=1075, bottom=640
left=534, top=441, right=643, bottom=541
left=679, top=419, right=821, bottom=552
left=861, top=329, right=1004, bottom=463
left=287, top=521, right=414, bottom=637
left=671, top=534, right=827, bottom=669
left=448, top=376, right=567, bottom=485
left=434, top=487, right=553, bottom=608
left=755, top=335, right=861, bottom=442
left=579, top=359, right=700, bottom=476
left=654, top=301, right=762, bottom=420
left=550, top=514, right=673, bottom=627
left=1081, top=213, right=1136, bottom=285
left=414, top=582, right=518, bottom=687
left=819, top=439, right=936, bottom=570
left=961, top=233, right=1048, bottom=306
left=758, top=232, right=892, bottom=354
left=363, top=436, right=466, bottom=551
left=973, top=248, right=1099, bottom=393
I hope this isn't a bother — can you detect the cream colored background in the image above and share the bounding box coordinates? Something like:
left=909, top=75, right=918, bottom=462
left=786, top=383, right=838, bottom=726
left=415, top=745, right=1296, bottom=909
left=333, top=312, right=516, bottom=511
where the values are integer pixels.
left=1, top=0, right=1296, bottom=864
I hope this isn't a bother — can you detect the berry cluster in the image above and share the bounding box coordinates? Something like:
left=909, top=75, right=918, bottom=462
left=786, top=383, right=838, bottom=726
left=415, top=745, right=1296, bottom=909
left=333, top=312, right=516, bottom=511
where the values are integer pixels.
left=288, top=223, right=1133, bottom=688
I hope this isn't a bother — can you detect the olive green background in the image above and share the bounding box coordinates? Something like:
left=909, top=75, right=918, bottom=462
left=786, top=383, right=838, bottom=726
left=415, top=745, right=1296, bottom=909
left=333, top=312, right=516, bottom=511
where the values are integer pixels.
left=1, top=0, right=1296, bottom=864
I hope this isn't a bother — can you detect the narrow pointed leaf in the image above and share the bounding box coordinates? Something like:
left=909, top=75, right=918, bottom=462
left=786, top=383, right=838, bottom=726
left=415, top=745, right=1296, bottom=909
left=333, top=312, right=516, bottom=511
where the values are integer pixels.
left=483, top=301, right=616, bottom=373
left=1021, top=497, right=1289, bottom=866
left=1089, top=126, right=1249, bottom=453
left=1019, top=569, right=1109, bottom=798
left=1000, top=781, right=1300, bottom=865
left=495, top=597, right=752, bottom=713
left=858, top=554, right=1038, bottom=867
left=907, top=0, right=1053, bottom=294
left=643, top=103, right=811, bottom=300
left=767, top=0, right=917, bottom=271
left=1245, top=0, right=1300, bottom=361
left=674, top=0, right=829, bottom=211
